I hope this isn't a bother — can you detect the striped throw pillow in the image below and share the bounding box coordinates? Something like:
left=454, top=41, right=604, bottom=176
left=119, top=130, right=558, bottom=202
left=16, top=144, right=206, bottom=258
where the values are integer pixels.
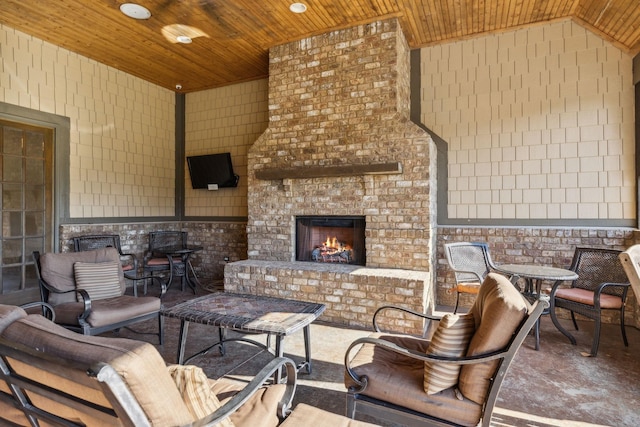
left=167, top=364, right=235, bottom=426
left=423, top=313, right=475, bottom=394
left=73, top=261, right=122, bottom=301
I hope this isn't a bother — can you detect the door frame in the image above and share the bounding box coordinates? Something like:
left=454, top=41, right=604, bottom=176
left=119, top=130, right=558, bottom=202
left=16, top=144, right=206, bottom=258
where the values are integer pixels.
left=0, top=102, right=70, bottom=304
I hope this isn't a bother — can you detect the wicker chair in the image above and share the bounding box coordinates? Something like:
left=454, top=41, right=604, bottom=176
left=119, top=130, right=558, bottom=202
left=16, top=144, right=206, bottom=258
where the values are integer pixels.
left=549, top=247, right=630, bottom=357
left=444, top=242, right=498, bottom=313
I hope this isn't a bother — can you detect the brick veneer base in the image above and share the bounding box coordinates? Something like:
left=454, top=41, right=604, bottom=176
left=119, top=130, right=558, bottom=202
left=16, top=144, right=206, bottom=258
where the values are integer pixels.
left=224, top=260, right=431, bottom=333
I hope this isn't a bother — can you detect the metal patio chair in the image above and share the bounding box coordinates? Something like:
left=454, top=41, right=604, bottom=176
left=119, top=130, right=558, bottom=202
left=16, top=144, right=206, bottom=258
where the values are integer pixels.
left=444, top=241, right=498, bottom=313
left=549, top=247, right=630, bottom=357
left=73, top=234, right=137, bottom=276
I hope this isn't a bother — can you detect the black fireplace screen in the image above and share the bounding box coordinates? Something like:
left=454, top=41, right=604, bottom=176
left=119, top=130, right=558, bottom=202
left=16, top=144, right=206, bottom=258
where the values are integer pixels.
left=296, top=216, right=365, bottom=265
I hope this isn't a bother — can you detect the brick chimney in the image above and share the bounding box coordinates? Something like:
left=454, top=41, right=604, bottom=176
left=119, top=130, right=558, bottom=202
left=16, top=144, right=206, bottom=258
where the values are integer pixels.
left=226, top=18, right=438, bottom=330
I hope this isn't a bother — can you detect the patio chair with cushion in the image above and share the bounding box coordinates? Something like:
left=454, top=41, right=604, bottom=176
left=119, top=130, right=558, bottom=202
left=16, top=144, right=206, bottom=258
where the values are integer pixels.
left=444, top=241, right=498, bottom=313
left=73, top=234, right=138, bottom=277
left=143, top=230, right=188, bottom=288
left=33, top=248, right=165, bottom=344
left=549, top=247, right=630, bottom=357
left=344, top=272, right=547, bottom=427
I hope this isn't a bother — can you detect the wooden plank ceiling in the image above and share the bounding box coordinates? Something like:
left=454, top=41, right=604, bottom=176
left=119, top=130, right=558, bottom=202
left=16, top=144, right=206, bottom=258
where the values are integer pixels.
left=0, top=0, right=638, bottom=92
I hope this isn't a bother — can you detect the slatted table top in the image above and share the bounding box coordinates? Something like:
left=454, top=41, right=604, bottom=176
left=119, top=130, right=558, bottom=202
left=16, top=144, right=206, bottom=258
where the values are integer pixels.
left=161, top=292, right=326, bottom=335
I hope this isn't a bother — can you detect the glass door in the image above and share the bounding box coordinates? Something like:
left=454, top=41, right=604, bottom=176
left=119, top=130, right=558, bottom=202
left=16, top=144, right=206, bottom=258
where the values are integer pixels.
left=1, top=120, right=53, bottom=299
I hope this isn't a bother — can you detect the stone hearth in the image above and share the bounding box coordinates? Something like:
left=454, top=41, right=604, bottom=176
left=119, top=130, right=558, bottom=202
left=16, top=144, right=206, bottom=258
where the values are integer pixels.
left=225, top=19, right=437, bottom=331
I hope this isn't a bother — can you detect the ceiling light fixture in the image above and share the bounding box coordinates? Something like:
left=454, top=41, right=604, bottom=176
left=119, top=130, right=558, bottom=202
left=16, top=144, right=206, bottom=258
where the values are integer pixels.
left=119, top=3, right=151, bottom=20
left=176, top=35, right=192, bottom=44
left=289, top=2, right=307, bottom=13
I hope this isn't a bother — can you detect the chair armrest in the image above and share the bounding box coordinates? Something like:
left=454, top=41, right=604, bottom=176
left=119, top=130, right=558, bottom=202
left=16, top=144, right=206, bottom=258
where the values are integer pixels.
left=19, top=301, right=56, bottom=321
left=143, top=250, right=154, bottom=263
left=592, top=281, right=630, bottom=304
left=188, top=357, right=297, bottom=427
left=126, top=275, right=167, bottom=299
left=75, top=288, right=93, bottom=322
left=372, top=305, right=441, bottom=333
left=120, top=252, right=139, bottom=273
left=38, top=280, right=92, bottom=319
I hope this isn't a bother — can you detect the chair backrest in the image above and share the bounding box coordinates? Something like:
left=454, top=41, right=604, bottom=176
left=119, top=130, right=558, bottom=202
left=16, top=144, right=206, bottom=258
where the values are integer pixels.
left=73, top=234, right=137, bottom=273
left=444, top=242, right=495, bottom=283
left=148, top=231, right=187, bottom=252
left=33, top=248, right=126, bottom=306
left=73, top=234, right=122, bottom=252
left=619, top=245, right=640, bottom=302
left=568, top=247, right=628, bottom=297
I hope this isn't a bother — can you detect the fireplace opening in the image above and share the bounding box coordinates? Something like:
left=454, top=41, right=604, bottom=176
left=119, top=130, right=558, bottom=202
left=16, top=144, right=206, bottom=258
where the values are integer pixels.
left=296, top=216, right=366, bottom=265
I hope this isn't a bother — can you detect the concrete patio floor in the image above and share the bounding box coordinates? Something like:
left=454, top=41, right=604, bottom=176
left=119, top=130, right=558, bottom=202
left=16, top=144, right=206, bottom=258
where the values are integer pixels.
left=116, top=284, right=640, bottom=427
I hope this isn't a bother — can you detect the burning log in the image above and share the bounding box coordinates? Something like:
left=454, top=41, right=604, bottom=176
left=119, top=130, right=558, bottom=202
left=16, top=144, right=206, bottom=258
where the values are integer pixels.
left=311, top=237, right=353, bottom=263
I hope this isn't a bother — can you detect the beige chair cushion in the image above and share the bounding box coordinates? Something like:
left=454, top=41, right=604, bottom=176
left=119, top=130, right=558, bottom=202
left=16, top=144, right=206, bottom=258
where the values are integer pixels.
left=424, top=313, right=475, bottom=394
left=51, top=295, right=161, bottom=328
left=168, top=364, right=234, bottom=427
left=74, top=261, right=123, bottom=301
left=458, top=273, right=528, bottom=405
left=39, top=248, right=125, bottom=305
left=212, top=378, right=287, bottom=427
left=1, top=314, right=194, bottom=426
left=280, top=403, right=380, bottom=426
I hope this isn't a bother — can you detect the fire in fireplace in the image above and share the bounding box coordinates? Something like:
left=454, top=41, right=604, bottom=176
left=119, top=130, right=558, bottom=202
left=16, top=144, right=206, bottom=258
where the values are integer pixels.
left=296, top=216, right=366, bottom=265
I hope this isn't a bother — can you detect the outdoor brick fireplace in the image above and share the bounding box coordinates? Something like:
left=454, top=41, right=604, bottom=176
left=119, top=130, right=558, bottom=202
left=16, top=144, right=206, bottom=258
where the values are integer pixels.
left=224, top=18, right=438, bottom=331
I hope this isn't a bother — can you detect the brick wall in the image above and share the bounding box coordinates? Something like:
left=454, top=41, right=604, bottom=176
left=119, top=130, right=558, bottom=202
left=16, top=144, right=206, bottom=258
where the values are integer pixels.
left=225, top=260, right=429, bottom=333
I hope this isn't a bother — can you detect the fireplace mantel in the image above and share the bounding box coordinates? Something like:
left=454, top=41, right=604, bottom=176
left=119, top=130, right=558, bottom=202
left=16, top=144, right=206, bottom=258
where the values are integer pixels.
left=254, top=162, right=402, bottom=180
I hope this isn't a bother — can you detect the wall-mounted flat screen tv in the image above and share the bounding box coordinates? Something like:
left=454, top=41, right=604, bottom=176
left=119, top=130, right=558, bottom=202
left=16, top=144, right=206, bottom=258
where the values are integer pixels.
left=187, top=152, right=239, bottom=189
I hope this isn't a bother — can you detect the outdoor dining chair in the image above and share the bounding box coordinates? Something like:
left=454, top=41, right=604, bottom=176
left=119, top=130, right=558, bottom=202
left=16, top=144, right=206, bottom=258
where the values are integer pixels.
left=143, top=231, right=189, bottom=289
left=73, top=234, right=137, bottom=277
left=444, top=241, right=498, bottom=313
left=549, top=247, right=630, bottom=357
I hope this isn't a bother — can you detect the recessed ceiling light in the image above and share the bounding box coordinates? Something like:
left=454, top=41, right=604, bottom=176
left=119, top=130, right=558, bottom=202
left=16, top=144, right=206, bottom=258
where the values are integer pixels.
left=289, top=2, right=307, bottom=13
left=120, top=3, right=151, bottom=20
left=176, top=35, right=192, bottom=44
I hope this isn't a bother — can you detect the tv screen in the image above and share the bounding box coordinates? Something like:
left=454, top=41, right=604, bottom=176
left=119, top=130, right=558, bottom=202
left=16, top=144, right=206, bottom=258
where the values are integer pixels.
left=187, top=152, right=239, bottom=189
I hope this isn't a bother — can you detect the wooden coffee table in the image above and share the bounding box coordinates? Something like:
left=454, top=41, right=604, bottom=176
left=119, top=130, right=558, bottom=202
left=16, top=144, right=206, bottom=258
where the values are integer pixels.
left=161, top=292, right=326, bottom=377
